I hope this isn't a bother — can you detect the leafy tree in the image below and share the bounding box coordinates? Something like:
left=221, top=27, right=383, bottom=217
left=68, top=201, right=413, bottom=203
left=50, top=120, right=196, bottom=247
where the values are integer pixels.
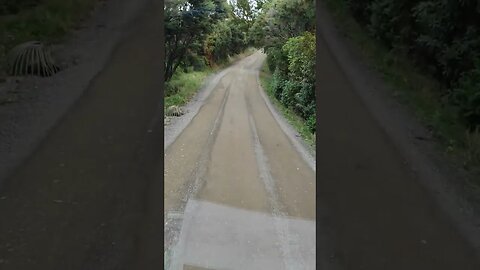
left=337, top=0, right=480, bottom=127
left=250, top=0, right=316, bottom=132
left=283, top=32, right=315, bottom=83
left=164, top=0, right=227, bottom=81
left=282, top=32, right=316, bottom=123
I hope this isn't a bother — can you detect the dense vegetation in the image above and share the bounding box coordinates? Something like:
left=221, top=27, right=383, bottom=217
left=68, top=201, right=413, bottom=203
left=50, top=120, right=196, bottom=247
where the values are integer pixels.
left=337, top=0, right=480, bottom=131
left=165, top=0, right=316, bottom=134
left=165, top=0, right=252, bottom=82
left=250, top=0, right=316, bottom=132
left=325, top=0, right=480, bottom=176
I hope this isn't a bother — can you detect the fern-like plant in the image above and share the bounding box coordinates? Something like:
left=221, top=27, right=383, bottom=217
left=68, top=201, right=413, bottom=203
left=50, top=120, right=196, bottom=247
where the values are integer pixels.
left=6, top=41, right=60, bottom=77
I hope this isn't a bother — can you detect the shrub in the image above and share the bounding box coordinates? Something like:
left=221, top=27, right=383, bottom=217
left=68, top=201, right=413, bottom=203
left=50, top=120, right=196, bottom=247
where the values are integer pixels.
left=280, top=80, right=302, bottom=108
left=451, top=59, right=480, bottom=130
left=271, top=68, right=286, bottom=100
left=282, top=32, right=316, bottom=83
left=306, top=113, right=316, bottom=133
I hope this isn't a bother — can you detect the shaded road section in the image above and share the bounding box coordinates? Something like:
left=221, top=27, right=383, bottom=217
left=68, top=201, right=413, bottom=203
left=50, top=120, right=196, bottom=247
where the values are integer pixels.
left=0, top=1, right=163, bottom=269
left=316, top=2, right=480, bottom=269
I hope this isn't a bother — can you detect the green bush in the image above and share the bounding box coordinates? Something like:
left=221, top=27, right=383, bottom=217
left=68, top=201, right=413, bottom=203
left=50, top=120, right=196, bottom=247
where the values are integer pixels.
left=204, top=19, right=249, bottom=66
left=282, top=32, right=316, bottom=83
left=345, top=0, right=373, bottom=23
left=280, top=80, right=301, bottom=108
left=306, top=113, right=316, bottom=133
left=333, top=0, right=480, bottom=137
left=271, top=69, right=286, bottom=100
left=265, top=32, right=316, bottom=131
left=183, top=53, right=207, bottom=71
left=266, top=46, right=288, bottom=76
left=452, top=59, right=480, bottom=129
left=294, top=82, right=316, bottom=118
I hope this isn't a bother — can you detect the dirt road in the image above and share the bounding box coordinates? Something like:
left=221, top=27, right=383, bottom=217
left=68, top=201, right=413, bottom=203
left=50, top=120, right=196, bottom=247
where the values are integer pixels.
left=0, top=1, right=163, bottom=269
left=163, top=52, right=316, bottom=269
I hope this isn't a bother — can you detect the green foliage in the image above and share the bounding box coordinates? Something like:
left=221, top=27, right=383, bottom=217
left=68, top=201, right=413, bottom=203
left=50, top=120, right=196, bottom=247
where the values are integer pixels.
left=204, top=20, right=232, bottom=63
left=251, top=0, right=315, bottom=48
left=183, top=53, right=207, bottom=71
left=280, top=80, right=300, bottom=108
left=266, top=46, right=288, bottom=75
left=266, top=31, right=316, bottom=133
left=332, top=0, right=480, bottom=132
left=165, top=0, right=317, bottom=134
left=260, top=62, right=315, bottom=148
left=204, top=18, right=248, bottom=65
left=164, top=0, right=255, bottom=79
left=345, top=0, right=373, bottom=24
left=271, top=68, right=286, bottom=100
left=165, top=0, right=227, bottom=80
left=282, top=32, right=315, bottom=83
left=306, top=113, right=316, bottom=134
left=252, top=0, right=316, bottom=133
left=0, top=0, right=40, bottom=15
left=165, top=69, right=211, bottom=108
left=452, top=59, right=480, bottom=129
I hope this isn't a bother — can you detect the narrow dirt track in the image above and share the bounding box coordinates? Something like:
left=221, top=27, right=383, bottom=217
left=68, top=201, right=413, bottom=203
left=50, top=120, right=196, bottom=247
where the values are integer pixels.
left=0, top=1, right=163, bottom=269
left=164, top=52, right=316, bottom=270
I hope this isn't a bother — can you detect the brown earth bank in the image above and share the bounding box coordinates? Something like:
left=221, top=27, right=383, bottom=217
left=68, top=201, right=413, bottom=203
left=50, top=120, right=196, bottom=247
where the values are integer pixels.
left=317, top=0, right=480, bottom=269
left=0, top=0, right=164, bottom=269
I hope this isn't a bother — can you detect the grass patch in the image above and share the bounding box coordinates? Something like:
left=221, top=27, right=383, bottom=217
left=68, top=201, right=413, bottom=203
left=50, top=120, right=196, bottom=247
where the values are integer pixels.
left=164, top=48, right=257, bottom=109
left=164, top=68, right=212, bottom=108
left=259, top=61, right=315, bottom=150
left=0, top=0, right=100, bottom=76
left=324, top=0, right=480, bottom=178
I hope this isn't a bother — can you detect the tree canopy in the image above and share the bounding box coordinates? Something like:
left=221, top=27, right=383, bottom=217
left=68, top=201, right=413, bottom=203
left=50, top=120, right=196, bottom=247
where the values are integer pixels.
left=165, top=0, right=316, bottom=131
